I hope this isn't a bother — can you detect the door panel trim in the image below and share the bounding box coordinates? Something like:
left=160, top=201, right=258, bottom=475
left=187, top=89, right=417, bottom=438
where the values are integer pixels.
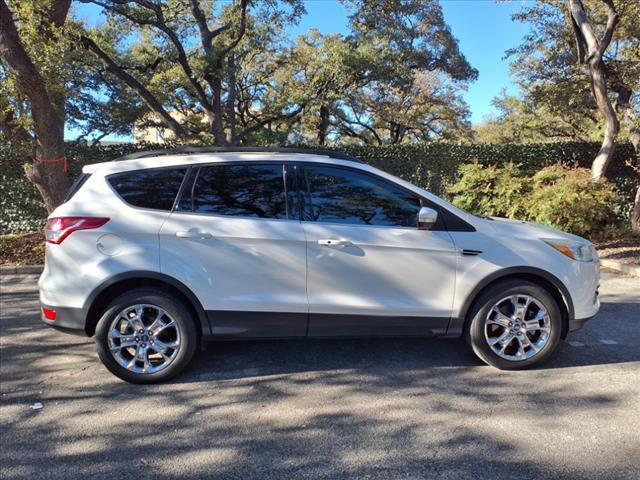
left=202, top=310, right=450, bottom=338
left=206, top=311, right=308, bottom=338
left=308, top=313, right=449, bottom=337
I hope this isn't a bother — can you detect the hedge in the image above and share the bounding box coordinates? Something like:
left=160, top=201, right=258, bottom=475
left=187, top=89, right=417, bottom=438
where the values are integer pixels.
left=1, top=140, right=637, bottom=234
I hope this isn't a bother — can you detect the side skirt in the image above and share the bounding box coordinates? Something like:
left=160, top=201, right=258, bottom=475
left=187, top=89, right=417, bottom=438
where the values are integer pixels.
left=204, top=310, right=450, bottom=339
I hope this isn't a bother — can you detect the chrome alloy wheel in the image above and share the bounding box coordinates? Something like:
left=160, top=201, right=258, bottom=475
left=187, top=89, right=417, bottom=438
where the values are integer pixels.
left=484, top=294, right=551, bottom=361
left=107, top=304, right=181, bottom=374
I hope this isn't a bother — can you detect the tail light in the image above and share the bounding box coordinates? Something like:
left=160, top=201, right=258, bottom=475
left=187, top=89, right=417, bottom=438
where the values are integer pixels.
left=45, top=217, right=110, bottom=244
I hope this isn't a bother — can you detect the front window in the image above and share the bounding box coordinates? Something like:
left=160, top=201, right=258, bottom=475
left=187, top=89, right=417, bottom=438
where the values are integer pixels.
left=302, top=165, right=421, bottom=227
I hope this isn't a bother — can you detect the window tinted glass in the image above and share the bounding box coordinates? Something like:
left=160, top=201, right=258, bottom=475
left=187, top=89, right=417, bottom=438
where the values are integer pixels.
left=109, top=168, right=186, bottom=210
left=304, top=166, right=420, bottom=227
left=176, top=168, right=198, bottom=212
left=191, top=164, right=289, bottom=219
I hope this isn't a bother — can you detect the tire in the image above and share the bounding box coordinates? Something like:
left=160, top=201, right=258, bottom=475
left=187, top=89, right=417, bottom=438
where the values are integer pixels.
left=464, top=280, right=562, bottom=370
left=95, top=288, right=198, bottom=383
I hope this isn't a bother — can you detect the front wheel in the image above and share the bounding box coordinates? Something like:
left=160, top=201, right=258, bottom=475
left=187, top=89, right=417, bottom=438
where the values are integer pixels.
left=465, top=281, right=563, bottom=370
left=95, top=289, right=197, bottom=383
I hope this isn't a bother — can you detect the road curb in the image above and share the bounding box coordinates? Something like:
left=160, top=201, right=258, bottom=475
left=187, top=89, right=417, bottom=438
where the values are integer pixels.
left=600, top=259, right=640, bottom=278
left=0, top=265, right=43, bottom=275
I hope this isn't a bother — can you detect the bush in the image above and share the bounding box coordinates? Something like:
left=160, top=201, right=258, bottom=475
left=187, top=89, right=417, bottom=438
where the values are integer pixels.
left=0, top=176, right=47, bottom=234
left=526, top=165, right=620, bottom=237
left=447, top=162, right=527, bottom=218
left=448, top=163, right=621, bottom=238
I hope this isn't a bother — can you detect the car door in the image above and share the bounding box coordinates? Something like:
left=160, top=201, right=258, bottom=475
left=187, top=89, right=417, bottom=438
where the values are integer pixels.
left=300, top=164, right=457, bottom=337
left=159, top=162, right=308, bottom=338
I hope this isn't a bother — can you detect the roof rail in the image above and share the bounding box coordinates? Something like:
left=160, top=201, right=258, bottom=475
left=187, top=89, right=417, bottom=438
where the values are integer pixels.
left=115, top=146, right=363, bottom=163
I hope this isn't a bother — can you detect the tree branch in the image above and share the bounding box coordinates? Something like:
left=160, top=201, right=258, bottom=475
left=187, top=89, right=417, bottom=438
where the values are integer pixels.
left=568, top=0, right=601, bottom=62
left=336, top=109, right=383, bottom=145
left=84, top=0, right=213, bottom=111
left=0, top=1, right=52, bottom=110
left=80, top=35, right=187, bottom=138
left=48, top=0, right=72, bottom=27
left=598, top=0, right=619, bottom=57
left=239, top=104, right=304, bottom=139
left=189, top=0, right=214, bottom=49
left=0, top=104, right=33, bottom=144
left=0, top=0, right=63, bottom=154
left=221, top=0, right=248, bottom=56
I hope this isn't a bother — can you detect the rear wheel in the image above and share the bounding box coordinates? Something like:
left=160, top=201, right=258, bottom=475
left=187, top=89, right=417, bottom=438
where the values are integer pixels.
left=465, top=280, right=562, bottom=370
left=95, top=289, right=197, bottom=383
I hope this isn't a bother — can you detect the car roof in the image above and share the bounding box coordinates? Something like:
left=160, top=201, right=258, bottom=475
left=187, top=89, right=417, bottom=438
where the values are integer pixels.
left=116, top=147, right=362, bottom=162
left=82, top=148, right=363, bottom=175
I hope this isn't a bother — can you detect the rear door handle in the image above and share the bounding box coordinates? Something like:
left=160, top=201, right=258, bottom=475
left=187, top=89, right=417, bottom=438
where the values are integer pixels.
left=317, top=238, right=352, bottom=247
left=176, top=229, right=212, bottom=240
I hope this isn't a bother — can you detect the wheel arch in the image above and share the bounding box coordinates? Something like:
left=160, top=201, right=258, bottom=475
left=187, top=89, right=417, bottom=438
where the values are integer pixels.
left=83, top=271, right=210, bottom=338
left=451, top=267, right=574, bottom=339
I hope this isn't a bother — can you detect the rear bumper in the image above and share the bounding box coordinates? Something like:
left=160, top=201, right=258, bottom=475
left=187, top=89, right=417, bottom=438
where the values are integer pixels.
left=40, top=304, right=89, bottom=336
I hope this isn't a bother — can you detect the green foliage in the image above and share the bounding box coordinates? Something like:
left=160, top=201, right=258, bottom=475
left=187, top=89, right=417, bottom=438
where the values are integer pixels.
left=1, top=140, right=637, bottom=235
left=77, top=0, right=478, bottom=145
left=447, top=162, right=527, bottom=218
left=0, top=141, right=146, bottom=234
left=489, top=0, right=640, bottom=144
left=526, top=165, right=620, bottom=237
left=0, top=176, right=47, bottom=234
left=448, top=162, right=624, bottom=238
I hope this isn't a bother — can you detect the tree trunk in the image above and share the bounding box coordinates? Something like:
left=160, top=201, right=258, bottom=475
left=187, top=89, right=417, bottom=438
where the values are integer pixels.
left=317, top=105, right=329, bottom=146
left=0, top=0, right=70, bottom=212
left=588, top=57, right=619, bottom=180
left=210, top=76, right=228, bottom=145
left=628, top=135, right=640, bottom=233
left=226, top=55, right=238, bottom=145
left=24, top=99, right=70, bottom=212
left=568, top=0, right=619, bottom=181
left=633, top=187, right=640, bottom=234
left=612, top=84, right=640, bottom=233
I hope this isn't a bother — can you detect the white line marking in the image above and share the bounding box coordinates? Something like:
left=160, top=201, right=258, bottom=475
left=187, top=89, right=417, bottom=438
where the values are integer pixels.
left=599, top=339, right=618, bottom=345
left=568, top=341, right=586, bottom=347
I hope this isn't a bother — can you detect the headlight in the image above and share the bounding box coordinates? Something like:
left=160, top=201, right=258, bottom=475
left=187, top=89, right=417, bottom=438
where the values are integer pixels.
left=542, top=239, right=596, bottom=262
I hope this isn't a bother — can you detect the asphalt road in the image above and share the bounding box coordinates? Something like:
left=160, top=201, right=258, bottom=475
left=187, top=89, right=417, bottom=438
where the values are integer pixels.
left=1, top=270, right=639, bottom=480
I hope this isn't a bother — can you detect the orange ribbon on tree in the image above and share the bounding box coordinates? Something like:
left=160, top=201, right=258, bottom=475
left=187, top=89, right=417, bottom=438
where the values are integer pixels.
left=35, top=156, right=68, bottom=172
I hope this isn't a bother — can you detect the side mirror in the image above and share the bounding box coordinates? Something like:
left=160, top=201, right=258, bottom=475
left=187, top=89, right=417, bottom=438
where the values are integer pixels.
left=418, top=206, right=438, bottom=230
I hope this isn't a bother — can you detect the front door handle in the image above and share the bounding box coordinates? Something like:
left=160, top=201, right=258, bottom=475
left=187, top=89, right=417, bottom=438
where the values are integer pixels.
left=176, top=229, right=213, bottom=240
left=317, top=238, right=352, bottom=247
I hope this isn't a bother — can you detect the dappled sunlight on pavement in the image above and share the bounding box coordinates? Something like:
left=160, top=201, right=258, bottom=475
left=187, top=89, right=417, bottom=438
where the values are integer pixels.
left=1, top=271, right=639, bottom=479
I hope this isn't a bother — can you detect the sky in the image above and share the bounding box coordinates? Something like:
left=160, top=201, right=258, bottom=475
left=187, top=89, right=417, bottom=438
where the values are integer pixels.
left=70, top=0, right=532, bottom=140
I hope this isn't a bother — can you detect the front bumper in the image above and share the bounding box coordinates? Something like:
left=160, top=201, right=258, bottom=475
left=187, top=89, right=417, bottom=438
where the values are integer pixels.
left=40, top=304, right=89, bottom=336
left=568, top=315, right=596, bottom=333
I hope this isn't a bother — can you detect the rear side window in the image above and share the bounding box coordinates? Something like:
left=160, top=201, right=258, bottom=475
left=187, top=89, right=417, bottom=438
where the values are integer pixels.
left=109, top=168, right=187, bottom=210
left=302, top=165, right=421, bottom=227
left=184, top=163, right=289, bottom=219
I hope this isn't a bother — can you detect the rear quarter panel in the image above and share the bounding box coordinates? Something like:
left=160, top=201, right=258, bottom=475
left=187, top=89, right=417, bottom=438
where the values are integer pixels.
left=39, top=174, right=169, bottom=309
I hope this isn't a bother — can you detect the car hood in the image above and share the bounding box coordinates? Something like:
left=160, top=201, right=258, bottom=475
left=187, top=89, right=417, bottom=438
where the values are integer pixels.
left=485, top=217, right=591, bottom=244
